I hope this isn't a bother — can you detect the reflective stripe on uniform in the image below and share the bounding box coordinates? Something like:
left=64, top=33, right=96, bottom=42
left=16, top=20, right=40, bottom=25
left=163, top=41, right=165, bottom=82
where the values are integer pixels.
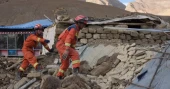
left=65, top=43, right=71, bottom=47
left=75, top=33, right=78, bottom=37
left=19, top=67, right=25, bottom=71
left=59, top=69, right=64, bottom=73
left=33, top=62, right=38, bottom=68
left=72, top=60, right=80, bottom=65
left=37, top=38, right=41, bottom=42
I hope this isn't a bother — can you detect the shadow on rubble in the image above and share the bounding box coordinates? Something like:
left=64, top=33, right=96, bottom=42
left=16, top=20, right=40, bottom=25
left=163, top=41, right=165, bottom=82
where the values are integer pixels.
left=41, top=74, right=100, bottom=89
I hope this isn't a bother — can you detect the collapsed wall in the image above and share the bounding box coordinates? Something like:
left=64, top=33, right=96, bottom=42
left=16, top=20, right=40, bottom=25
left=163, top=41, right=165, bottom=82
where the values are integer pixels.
left=42, top=14, right=170, bottom=54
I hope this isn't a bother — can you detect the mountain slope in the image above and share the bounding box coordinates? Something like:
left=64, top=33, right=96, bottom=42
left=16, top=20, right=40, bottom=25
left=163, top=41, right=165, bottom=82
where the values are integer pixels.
left=125, top=0, right=170, bottom=16
left=82, top=0, right=126, bottom=9
left=0, top=0, right=128, bottom=25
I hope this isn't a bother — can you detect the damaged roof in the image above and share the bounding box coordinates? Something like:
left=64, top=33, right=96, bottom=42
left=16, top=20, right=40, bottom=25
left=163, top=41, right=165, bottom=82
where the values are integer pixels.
left=88, top=15, right=161, bottom=25
left=0, top=19, right=53, bottom=31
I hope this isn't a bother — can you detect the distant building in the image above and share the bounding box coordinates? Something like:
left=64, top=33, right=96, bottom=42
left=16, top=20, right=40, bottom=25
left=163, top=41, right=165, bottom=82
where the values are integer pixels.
left=0, top=19, right=53, bottom=56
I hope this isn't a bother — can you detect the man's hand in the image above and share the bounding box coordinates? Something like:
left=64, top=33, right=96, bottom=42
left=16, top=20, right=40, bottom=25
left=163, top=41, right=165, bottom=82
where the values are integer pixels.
left=49, top=48, right=54, bottom=52
left=44, top=39, right=50, bottom=43
left=62, top=49, right=69, bottom=60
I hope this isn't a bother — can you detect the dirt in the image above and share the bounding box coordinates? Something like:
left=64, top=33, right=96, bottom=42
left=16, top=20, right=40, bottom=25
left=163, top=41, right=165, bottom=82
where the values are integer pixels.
left=0, top=57, right=17, bottom=88
left=0, top=53, right=57, bottom=88
left=0, top=0, right=9, bottom=4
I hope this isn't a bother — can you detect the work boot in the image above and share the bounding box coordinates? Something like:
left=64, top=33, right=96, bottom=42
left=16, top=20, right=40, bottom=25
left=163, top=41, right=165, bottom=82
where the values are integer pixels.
left=35, top=64, right=43, bottom=72
left=57, top=76, right=63, bottom=80
left=16, top=70, right=26, bottom=80
left=73, top=67, right=79, bottom=75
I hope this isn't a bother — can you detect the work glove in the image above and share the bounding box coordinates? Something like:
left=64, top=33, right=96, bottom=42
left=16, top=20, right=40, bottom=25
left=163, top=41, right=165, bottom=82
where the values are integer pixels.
left=62, top=49, right=69, bottom=60
left=44, top=39, right=50, bottom=43
left=49, top=48, right=54, bottom=52
left=73, top=67, right=79, bottom=75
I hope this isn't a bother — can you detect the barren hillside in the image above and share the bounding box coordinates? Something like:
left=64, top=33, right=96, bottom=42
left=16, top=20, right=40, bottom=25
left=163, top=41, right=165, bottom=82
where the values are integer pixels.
left=125, top=0, right=170, bottom=16
left=0, top=0, right=128, bottom=25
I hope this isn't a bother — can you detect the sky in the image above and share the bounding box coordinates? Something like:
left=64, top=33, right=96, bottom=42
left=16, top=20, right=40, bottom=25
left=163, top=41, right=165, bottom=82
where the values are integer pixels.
left=119, top=0, right=134, bottom=5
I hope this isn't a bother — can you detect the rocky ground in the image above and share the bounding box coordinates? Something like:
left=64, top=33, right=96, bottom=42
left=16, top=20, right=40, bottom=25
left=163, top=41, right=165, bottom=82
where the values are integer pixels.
left=0, top=42, right=161, bottom=89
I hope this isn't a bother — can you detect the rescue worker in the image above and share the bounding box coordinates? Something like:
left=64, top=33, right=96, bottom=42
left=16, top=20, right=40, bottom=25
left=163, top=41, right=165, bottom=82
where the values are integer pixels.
left=17, top=24, right=53, bottom=78
left=56, top=15, right=88, bottom=79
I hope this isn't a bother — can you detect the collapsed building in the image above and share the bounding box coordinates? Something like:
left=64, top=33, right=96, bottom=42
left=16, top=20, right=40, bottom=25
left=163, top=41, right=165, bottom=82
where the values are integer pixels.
left=43, top=14, right=170, bottom=54
left=1, top=14, right=170, bottom=89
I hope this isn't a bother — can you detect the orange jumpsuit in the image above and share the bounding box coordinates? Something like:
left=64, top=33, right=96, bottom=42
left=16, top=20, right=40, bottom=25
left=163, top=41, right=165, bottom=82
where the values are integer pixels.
left=56, top=24, right=80, bottom=77
left=19, top=33, right=50, bottom=71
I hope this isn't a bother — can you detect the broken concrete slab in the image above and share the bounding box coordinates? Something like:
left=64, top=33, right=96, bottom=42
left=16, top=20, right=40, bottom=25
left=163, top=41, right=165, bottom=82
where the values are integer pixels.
left=117, top=55, right=128, bottom=62
left=27, top=72, right=41, bottom=78
left=48, top=68, right=57, bottom=75
left=128, top=50, right=136, bottom=56
left=46, top=65, right=59, bottom=69
left=7, top=84, right=14, bottom=89
left=19, top=78, right=37, bottom=89
left=128, top=47, right=136, bottom=51
left=96, top=56, right=109, bottom=65
left=130, top=43, right=136, bottom=47
left=28, top=81, right=40, bottom=89
left=0, top=74, right=6, bottom=79
left=136, top=54, right=146, bottom=60
left=120, top=68, right=129, bottom=75
left=7, top=73, right=15, bottom=79
left=91, top=61, right=112, bottom=76
left=135, top=65, right=145, bottom=74
left=107, top=62, right=125, bottom=75
left=14, top=77, right=29, bottom=89
left=134, top=50, right=146, bottom=57
left=79, top=61, right=91, bottom=74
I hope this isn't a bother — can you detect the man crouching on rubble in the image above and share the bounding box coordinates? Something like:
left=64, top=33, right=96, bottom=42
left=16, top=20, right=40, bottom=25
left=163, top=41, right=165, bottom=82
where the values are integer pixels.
left=56, top=15, right=88, bottom=79
left=17, top=24, right=53, bottom=78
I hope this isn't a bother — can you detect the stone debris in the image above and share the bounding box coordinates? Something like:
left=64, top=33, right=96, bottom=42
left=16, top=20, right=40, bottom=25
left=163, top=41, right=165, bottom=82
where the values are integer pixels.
left=14, top=77, right=29, bottom=89
left=0, top=24, right=162, bottom=89
left=0, top=43, right=160, bottom=89
left=27, top=72, right=41, bottom=78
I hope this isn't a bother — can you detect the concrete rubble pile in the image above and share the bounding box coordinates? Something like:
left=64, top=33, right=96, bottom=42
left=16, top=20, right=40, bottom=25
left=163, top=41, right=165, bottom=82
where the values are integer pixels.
left=1, top=14, right=168, bottom=89
left=0, top=53, right=58, bottom=89
left=0, top=57, right=21, bottom=89
left=84, top=43, right=160, bottom=89
left=0, top=42, right=162, bottom=89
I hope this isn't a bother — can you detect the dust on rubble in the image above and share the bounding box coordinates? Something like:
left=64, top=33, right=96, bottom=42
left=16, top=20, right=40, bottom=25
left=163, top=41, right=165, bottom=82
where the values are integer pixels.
left=0, top=57, right=18, bottom=89
left=0, top=43, right=161, bottom=89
